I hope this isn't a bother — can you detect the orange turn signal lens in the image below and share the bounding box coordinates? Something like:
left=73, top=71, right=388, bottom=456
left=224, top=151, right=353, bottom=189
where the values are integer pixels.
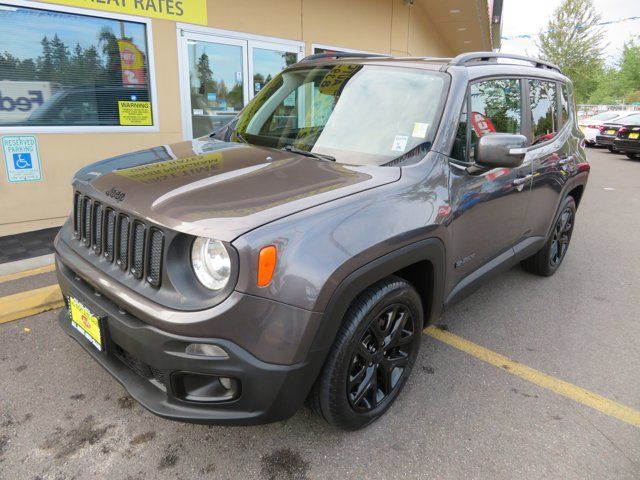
left=257, top=245, right=277, bottom=287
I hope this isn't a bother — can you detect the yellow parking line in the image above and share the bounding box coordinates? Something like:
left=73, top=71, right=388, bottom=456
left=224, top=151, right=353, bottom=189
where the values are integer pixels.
left=0, top=284, right=64, bottom=325
left=424, top=325, right=640, bottom=428
left=0, top=264, right=56, bottom=284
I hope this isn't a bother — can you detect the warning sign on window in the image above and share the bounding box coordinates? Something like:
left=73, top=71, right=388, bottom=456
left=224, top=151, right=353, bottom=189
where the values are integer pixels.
left=118, top=101, right=152, bottom=126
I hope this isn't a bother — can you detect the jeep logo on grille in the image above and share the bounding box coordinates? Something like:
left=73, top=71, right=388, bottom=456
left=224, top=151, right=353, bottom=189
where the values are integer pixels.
left=105, top=187, right=126, bottom=202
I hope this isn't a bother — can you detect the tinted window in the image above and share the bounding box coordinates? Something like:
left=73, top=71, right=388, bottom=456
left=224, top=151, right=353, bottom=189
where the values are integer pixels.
left=529, top=80, right=557, bottom=145
left=0, top=4, right=153, bottom=127
left=560, top=84, right=570, bottom=125
left=450, top=101, right=468, bottom=162
left=469, top=79, right=522, bottom=161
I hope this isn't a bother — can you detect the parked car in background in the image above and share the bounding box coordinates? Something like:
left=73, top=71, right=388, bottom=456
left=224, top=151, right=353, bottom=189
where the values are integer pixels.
left=595, top=113, right=640, bottom=152
left=579, top=111, right=633, bottom=146
left=613, top=119, right=640, bottom=160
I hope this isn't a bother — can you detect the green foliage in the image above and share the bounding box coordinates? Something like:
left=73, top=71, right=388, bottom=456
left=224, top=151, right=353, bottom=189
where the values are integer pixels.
left=536, top=0, right=605, bottom=102
left=619, top=40, right=640, bottom=101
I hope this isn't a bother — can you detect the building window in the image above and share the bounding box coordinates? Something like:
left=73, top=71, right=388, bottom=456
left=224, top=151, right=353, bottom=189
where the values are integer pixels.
left=0, top=3, right=154, bottom=128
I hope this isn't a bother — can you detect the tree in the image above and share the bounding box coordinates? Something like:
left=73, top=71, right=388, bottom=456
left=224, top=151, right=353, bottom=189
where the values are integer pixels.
left=195, top=53, right=216, bottom=95
left=98, top=27, right=123, bottom=84
left=619, top=39, right=640, bottom=101
left=536, top=0, right=605, bottom=102
left=37, top=36, right=54, bottom=81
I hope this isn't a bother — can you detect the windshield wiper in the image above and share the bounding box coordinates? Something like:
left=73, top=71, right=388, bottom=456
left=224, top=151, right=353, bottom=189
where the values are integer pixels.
left=282, top=145, right=336, bottom=162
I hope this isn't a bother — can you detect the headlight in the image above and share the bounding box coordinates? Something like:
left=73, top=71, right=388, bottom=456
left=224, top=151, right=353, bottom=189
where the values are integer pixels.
left=191, top=237, right=231, bottom=290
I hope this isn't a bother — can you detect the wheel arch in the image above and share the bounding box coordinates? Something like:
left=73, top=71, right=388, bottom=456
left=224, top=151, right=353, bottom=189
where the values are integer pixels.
left=311, top=238, right=446, bottom=354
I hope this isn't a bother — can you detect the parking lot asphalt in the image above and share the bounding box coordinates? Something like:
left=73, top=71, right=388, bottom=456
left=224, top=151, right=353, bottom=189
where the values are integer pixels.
left=1, top=148, right=639, bottom=480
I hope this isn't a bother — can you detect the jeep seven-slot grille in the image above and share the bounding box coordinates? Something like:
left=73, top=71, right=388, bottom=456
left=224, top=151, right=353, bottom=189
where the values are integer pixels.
left=73, top=192, right=164, bottom=287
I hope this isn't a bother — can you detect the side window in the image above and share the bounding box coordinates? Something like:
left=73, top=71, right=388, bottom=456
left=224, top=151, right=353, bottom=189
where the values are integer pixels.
left=469, top=79, right=522, bottom=161
left=529, top=80, right=558, bottom=145
left=560, top=83, right=570, bottom=125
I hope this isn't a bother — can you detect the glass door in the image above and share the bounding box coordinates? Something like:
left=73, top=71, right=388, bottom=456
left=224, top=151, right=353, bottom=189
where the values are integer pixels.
left=248, top=40, right=302, bottom=100
left=179, top=31, right=303, bottom=139
left=180, top=33, right=248, bottom=139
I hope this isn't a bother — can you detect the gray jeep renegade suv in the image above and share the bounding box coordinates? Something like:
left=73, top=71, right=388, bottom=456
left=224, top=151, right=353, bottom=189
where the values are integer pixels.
left=55, top=52, right=589, bottom=430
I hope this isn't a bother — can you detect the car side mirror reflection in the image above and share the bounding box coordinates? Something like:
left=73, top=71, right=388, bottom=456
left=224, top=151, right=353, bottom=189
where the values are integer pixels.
left=472, top=133, right=529, bottom=171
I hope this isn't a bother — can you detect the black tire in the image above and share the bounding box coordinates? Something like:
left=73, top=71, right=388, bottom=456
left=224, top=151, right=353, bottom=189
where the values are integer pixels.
left=607, top=145, right=616, bottom=152
left=626, top=153, right=639, bottom=160
left=309, top=276, right=423, bottom=430
left=521, top=196, right=576, bottom=277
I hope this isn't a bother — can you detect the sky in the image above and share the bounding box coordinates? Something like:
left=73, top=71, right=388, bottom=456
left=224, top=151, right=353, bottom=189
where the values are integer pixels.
left=499, top=0, right=640, bottom=64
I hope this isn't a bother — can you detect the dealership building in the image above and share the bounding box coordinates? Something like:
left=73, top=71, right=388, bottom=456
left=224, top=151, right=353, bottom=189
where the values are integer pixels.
left=0, top=0, right=502, bottom=237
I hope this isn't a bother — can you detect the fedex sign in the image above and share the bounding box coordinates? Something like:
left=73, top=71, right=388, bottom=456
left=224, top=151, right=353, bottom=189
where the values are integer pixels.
left=0, top=81, right=55, bottom=122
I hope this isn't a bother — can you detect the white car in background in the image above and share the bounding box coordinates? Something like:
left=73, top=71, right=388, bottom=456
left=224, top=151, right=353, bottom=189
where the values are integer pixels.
left=579, top=111, right=637, bottom=145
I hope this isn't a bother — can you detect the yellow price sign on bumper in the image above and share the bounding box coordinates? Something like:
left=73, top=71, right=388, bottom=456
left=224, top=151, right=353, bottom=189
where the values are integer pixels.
left=118, top=101, right=153, bottom=126
left=69, top=296, right=103, bottom=351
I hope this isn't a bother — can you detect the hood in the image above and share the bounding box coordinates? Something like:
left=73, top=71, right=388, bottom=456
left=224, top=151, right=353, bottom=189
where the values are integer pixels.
left=74, top=138, right=401, bottom=241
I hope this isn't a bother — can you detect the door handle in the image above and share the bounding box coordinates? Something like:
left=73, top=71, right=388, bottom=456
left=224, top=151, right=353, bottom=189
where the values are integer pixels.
left=512, top=174, right=532, bottom=186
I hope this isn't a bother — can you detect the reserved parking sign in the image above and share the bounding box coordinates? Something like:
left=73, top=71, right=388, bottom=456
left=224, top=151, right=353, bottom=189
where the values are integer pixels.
left=2, top=135, right=42, bottom=183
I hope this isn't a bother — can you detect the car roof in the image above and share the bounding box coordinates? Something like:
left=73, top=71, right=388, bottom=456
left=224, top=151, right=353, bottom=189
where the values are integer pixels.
left=296, top=51, right=568, bottom=81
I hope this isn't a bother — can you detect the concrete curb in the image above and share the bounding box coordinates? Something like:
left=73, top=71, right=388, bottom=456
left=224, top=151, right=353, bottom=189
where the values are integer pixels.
left=0, top=284, right=64, bottom=324
left=0, top=254, right=55, bottom=276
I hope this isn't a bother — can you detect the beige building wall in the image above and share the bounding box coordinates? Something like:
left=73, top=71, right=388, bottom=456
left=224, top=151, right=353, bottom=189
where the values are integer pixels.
left=0, top=0, right=485, bottom=237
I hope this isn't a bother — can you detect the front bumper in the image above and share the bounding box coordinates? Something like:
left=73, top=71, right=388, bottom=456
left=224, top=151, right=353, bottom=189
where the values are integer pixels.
left=55, top=252, right=327, bottom=425
left=613, top=139, right=640, bottom=153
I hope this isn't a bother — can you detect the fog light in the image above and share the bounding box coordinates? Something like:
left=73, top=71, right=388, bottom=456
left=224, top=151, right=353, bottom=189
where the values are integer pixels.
left=185, top=343, right=228, bottom=358
left=172, top=372, right=239, bottom=403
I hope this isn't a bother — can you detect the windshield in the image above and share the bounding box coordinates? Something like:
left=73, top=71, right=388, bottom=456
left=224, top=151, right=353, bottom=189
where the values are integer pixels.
left=230, top=64, right=447, bottom=166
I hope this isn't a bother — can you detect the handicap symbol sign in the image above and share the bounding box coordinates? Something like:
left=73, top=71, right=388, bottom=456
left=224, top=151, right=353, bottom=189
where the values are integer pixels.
left=13, top=153, right=33, bottom=170
left=2, top=135, right=42, bottom=183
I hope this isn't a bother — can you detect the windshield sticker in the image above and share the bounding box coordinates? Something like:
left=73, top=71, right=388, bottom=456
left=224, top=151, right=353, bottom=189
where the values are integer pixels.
left=412, top=122, right=430, bottom=138
left=391, top=135, right=409, bottom=152
left=319, top=64, right=362, bottom=96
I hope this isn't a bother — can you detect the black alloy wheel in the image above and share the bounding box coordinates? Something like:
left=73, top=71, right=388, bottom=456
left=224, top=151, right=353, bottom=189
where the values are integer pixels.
left=309, top=276, right=423, bottom=430
left=549, top=207, right=574, bottom=267
left=521, top=195, right=577, bottom=277
left=347, top=303, right=415, bottom=412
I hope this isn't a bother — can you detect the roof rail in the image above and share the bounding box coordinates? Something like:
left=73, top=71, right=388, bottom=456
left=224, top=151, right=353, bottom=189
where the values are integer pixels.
left=447, top=52, right=562, bottom=73
left=300, top=52, right=391, bottom=63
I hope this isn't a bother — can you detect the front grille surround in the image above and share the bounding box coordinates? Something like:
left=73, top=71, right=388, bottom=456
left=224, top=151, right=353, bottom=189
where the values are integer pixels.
left=73, top=191, right=163, bottom=288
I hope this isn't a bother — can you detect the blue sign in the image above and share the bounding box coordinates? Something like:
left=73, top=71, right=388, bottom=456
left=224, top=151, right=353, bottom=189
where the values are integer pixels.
left=12, top=152, right=32, bottom=169
left=207, top=92, right=217, bottom=102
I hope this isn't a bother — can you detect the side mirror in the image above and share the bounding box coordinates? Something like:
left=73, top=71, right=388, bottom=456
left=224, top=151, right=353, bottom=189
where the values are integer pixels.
left=475, top=133, right=528, bottom=169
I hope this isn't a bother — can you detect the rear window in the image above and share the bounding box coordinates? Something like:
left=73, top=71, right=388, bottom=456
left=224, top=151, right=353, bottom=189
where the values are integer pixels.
left=619, top=114, right=640, bottom=125
left=590, top=112, right=621, bottom=121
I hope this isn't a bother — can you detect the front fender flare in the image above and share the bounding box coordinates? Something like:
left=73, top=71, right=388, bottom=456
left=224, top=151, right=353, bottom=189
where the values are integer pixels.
left=310, top=237, right=446, bottom=354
